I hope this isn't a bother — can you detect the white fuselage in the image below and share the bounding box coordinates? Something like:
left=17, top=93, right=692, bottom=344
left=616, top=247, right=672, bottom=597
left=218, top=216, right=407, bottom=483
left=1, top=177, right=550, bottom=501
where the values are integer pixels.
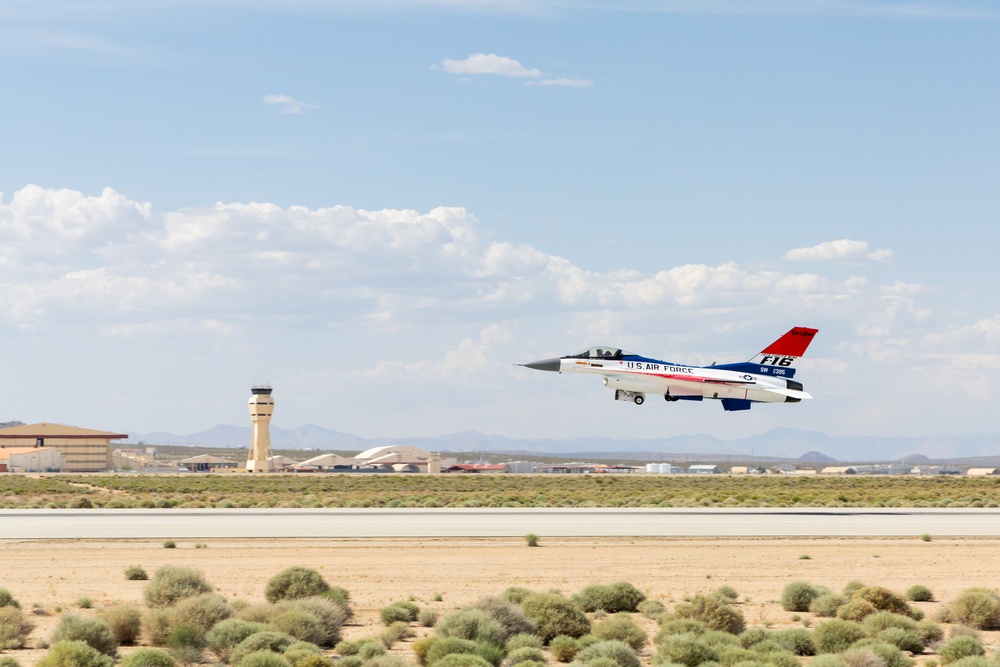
left=558, top=357, right=804, bottom=404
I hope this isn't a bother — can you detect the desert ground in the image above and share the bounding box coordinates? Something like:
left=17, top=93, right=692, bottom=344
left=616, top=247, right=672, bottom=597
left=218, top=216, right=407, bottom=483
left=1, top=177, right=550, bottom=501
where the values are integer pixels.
left=1, top=536, right=999, bottom=665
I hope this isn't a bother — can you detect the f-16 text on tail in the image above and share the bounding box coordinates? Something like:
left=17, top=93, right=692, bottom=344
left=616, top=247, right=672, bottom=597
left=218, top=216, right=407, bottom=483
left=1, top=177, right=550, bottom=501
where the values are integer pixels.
left=520, top=327, right=819, bottom=411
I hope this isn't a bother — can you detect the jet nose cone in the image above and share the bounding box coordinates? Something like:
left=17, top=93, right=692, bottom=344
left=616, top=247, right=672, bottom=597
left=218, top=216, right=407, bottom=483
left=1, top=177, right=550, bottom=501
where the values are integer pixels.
left=522, top=358, right=561, bottom=372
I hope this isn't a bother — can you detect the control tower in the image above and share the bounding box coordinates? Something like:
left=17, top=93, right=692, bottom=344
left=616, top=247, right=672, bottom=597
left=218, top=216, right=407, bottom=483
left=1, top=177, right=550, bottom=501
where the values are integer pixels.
left=246, top=386, right=274, bottom=472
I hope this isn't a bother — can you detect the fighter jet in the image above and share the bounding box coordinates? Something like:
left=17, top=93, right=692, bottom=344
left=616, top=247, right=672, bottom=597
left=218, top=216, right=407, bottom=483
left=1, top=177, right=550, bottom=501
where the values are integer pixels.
left=520, top=327, right=818, bottom=411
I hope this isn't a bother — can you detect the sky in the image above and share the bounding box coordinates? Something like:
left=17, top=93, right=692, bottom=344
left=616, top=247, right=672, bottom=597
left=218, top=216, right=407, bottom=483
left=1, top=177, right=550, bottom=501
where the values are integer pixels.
left=1, top=0, right=998, bottom=443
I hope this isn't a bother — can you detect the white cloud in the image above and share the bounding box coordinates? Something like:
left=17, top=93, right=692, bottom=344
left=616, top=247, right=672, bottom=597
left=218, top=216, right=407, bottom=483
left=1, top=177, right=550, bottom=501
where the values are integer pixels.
left=262, top=94, right=319, bottom=114
left=438, top=53, right=542, bottom=78
left=784, top=239, right=893, bottom=263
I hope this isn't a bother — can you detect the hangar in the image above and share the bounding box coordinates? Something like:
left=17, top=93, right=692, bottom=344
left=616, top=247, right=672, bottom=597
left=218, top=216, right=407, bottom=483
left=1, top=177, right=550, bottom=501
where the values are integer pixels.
left=0, top=423, right=127, bottom=472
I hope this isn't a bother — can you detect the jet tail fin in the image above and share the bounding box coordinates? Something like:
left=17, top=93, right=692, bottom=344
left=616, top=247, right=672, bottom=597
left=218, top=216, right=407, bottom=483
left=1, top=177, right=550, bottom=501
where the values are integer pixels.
left=747, top=327, right=819, bottom=368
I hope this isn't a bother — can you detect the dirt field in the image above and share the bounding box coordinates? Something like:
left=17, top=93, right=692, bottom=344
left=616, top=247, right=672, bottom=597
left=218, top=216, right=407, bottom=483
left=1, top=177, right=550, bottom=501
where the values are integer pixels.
left=1, top=536, right=998, bottom=666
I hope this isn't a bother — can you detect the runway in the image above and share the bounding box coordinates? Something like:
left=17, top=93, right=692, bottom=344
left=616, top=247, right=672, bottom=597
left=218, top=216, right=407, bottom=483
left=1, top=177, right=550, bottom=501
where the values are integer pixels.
left=2, top=507, right=1000, bottom=539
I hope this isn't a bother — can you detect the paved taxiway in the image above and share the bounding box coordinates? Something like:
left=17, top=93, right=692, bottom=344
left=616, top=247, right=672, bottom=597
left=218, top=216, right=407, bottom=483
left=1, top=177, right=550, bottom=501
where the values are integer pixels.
left=2, top=508, right=1000, bottom=539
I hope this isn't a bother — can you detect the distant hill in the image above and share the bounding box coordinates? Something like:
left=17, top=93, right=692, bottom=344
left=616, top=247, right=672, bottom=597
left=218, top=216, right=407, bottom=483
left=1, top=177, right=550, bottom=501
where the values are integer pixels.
left=125, top=425, right=1000, bottom=463
left=799, top=451, right=836, bottom=463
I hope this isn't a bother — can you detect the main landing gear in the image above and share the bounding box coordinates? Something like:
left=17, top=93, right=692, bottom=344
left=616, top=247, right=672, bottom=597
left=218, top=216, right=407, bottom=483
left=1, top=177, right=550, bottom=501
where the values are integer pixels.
left=614, top=389, right=645, bottom=405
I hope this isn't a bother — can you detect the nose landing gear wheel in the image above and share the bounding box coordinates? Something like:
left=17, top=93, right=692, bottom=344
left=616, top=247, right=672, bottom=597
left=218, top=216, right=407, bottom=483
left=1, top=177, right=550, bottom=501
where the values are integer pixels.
left=634, top=394, right=645, bottom=405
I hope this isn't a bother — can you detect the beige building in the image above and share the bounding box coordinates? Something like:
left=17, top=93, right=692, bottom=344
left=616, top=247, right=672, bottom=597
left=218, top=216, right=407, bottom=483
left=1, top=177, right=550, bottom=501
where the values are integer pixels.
left=0, top=423, right=127, bottom=472
left=0, top=447, right=65, bottom=473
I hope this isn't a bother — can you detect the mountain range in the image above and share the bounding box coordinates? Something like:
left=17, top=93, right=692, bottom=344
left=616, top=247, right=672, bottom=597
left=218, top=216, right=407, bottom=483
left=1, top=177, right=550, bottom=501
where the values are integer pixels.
left=126, top=425, right=1000, bottom=463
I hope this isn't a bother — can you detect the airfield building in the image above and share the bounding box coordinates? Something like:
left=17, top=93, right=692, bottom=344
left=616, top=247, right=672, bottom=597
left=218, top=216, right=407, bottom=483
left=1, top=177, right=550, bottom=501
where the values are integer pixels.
left=0, top=422, right=127, bottom=472
left=0, top=446, right=65, bottom=473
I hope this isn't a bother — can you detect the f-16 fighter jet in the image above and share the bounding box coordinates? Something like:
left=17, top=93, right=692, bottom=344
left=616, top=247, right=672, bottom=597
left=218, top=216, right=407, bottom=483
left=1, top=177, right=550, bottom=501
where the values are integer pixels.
left=520, top=327, right=818, bottom=411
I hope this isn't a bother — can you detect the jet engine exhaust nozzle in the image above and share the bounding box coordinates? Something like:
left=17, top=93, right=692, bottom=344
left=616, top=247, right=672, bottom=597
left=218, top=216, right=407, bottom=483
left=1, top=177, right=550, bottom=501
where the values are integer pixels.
left=522, top=358, right=561, bottom=372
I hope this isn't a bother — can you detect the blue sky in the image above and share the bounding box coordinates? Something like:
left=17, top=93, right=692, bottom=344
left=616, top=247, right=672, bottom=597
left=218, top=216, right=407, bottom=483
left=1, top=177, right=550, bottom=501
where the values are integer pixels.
left=1, top=0, right=998, bottom=444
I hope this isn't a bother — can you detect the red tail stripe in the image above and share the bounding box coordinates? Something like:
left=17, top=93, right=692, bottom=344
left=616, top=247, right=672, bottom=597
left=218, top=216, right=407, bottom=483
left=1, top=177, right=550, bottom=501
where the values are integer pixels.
left=760, top=327, right=819, bottom=357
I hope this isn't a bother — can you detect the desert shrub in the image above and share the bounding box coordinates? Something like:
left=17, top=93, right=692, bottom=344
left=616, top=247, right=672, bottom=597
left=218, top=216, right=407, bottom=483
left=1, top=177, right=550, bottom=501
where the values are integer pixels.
left=36, top=640, right=115, bottom=667
left=838, top=600, right=879, bottom=622
left=577, top=634, right=602, bottom=650
left=700, top=631, right=739, bottom=650
left=716, top=586, right=739, bottom=601
left=339, top=657, right=364, bottom=667
left=434, top=655, right=492, bottom=667
left=739, top=629, right=767, bottom=648
left=228, top=631, right=296, bottom=667
left=0, top=657, right=18, bottom=667
left=473, top=596, right=536, bottom=638
left=237, top=604, right=279, bottom=625
left=550, top=635, right=580, bottom=661
left=782, top=583, right=821, bottom=612
left=577, top=640, right=641, bottom=667
left=521, top=593, right=590, bottom=643
left=809, top=657, right=849, bottom=667
left=381, top=602, right=419, bottom=624
left=320, top=587, right=352, bottom=618
left=852, top=588, right=911, bottom=616
left=716, top=647, right=757, bottom=667
left=672, top=595, right=745, bottom=635
left=436, top=609, right=506, bottom=647
left=142, top=608, right=174, bottom=646
left=125, top=566, right=149, bottom=581
left=265, top=567, right=330, bottom=603
left=506, top=646, right=546, bottom=667
left=577, top=583, right=646, bottom=614
left=947, top=659, right=990, bottom=667
left=0, top=606, right=34, bottom=649
left=500, top=588, right=534, bottom=605
left=916, top=620, right=944, bottom=646
left=811, top=594, right=847, bottom=618
left=420, top=608, right=441, bottom=627
left=172, top=592, right=232, bottom=635
left=277, top=598, right=345, bottom=647
left=813, top=619, right=867, bottom=654
left=876, top=628, right=924, bottom=654
left=863, top=612, right=917, bottom=635
left=366, top=657, right=409, bottom=667
left=268, top=607, right=327, bottom=646
left=939, top=636, right=986, bottom=664
left=946, top=590, right=1000, bottom=629
left=50, top=613, right=118, bottom=656
left=906, top=586, right=933, bottom=602
left=144, top=566, right=213, bottom=608
left=380, top=621, right=412, bottom=648
left=426, top=637, right=478, bottom=665
left=358, top=641, right=387, bottom=660
left=654, top=633, right=715, bottom=667
left=100, top=605, right=142, bottom=645
left=844, top=582, right=868, bottom=597
left=413, top=637, right=437, bottom=665
left=771, top=628, right=815, bottom=656
left=164, top=623, right=203, bottom=664
left=592, top=613, right=647, bottom=650
left=839, top=648, right=886, bottom=667
left=119, top=647, right=176, bottom=667
left=206, top=619, right=269, bottom=661
left=240, top=651, right=292, bottom=667
left=506, top=634, right=543, bottom=650
left=657, top=620, right=707, bottom=642
left=0, top=589, right=20, bottom=609
left=639, top=600, right=667, bottom=619
left=476, top=639, right=506, bottom=666
left=859, top=641, right=915, bottom=667
left=283, top=641, right=325, bottom=667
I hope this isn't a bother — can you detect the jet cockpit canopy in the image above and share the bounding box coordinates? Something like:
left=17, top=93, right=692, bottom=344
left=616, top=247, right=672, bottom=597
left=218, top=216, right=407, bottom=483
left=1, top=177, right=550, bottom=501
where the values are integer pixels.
left=567, top=346, right=634, bottom=360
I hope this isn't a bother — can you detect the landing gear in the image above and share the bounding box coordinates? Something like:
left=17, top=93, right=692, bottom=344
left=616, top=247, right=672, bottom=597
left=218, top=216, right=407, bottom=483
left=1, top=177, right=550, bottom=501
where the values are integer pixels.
left=664, top=392, right=678, bottom=402
left=614, top=390, right=645, bottom=405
